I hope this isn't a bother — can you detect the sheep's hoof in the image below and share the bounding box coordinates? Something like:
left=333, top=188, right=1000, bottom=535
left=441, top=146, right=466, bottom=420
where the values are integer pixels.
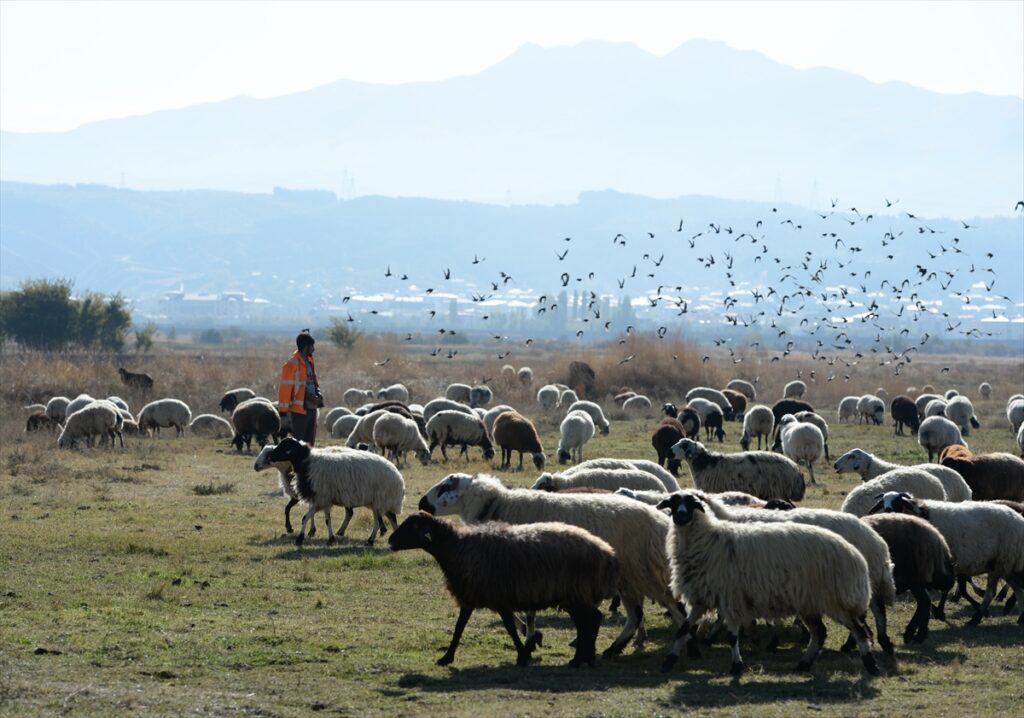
left=879, top=635, right=894, bottom=656
left=436, top=654, right=454, bottom=667
left=862, top=654, right=881, bottom=676
left=793, top=660, right=811, bottom=673
left=966, top=613, right=983, bottom=627
left=931, top=606, right=945, bottom=621
left=516, top=652, right=531, bottom=667
left=365, top=538, right=376, bottom=547
left=285, top=526, right=294, bottom=534
left=913, top=630, right=928, bottom=644
left=294, top=535, right=305, bottom=547
left=601, top=643, right=625, bottom=658
left=731, top=661, right=745, bottom=676
left=326, top=536, right=336, bottom=546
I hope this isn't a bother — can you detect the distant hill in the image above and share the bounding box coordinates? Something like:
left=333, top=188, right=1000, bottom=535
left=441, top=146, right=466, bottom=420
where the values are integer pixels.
left=2, top=182, right=1021, bottom=339
left=1, top=39, right=1021, bottom=217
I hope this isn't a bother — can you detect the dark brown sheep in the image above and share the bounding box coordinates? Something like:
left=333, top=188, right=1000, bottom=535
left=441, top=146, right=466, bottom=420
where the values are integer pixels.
left=862, top=513, right=955, bottom=645
left=721, top=389, right=748, bottom=421
left=771, top=399, right=814, bottom=425
left=567, top=361, right=597, bottom=400
left=492, top=411, right=546, bottom=471
left=652, top=418, right=685, bottom=476
left=118, top=367, right=153, bottom=390
left=890, top=395, right=920, bottom=435
left=388, top=512, right=618, bottom=667
left=25, top=412, right=54, bottom=432
left=662, top=403, right=700, bottom=439
left=939, top=445, right=1024, bottom=501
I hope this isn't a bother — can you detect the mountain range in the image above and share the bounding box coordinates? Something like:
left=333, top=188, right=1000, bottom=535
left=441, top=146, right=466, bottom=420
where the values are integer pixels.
left=2, top=39, right=1021, bottom=217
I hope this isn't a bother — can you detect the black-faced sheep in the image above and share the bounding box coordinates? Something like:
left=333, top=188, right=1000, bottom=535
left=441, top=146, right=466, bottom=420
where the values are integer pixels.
left=388, top=512, right=618, bottom=667
left=939, top=444, right=1024, bottom=501
left=657, top=491, right=878, bottom=676
left=219, top=387, right=256, bottom=414
left=419, top=472, right=686, bottom=657
left=426, top=410, right=495, bottom=463
left=492, top=411, right=546, bottom=471
left=873, top=491, right=1024, bottom=625
left=262, top=437, right=405, bottom=546
left=671, top=438, right=805, bottom=501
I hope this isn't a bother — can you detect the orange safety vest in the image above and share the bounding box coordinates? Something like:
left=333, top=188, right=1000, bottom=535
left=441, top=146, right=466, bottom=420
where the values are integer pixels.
left=277, top=350, right=318, bottom=414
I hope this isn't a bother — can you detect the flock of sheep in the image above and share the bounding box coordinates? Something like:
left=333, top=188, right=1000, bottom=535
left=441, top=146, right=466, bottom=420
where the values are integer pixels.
left=24, top=368, right=1024, bottom=678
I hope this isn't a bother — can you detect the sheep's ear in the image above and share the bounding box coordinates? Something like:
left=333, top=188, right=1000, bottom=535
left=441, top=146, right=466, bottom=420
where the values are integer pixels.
left=867, top=500, right=884, bottom=515
left=423, top=530, right=432, bottom=543
left=655, top=497, right=673, bottom=511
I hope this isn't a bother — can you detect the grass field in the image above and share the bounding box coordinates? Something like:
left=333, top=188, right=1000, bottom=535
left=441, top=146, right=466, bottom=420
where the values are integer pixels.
left=2, top=383, right=1023, bottom=718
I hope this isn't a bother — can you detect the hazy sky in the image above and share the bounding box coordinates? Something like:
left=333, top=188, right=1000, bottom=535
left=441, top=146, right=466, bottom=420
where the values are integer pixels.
left=2, top=0, right=1022, bottom=133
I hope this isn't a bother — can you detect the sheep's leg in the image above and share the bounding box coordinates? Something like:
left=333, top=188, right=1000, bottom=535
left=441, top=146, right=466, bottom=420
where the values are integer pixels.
left=663, top=602, right=705, bottom=671
left=607, top=595, right=620, bottom=614
left=323, top=509, right=336, bottom=544
left=284, top=497, right=299, bottom=533
left=373, top=511, right=388, bottom=538
left=823, top=442, right=830, bottom=462
left=498, top=611, right=532, bottom=666
left=807, top=462, right=816, bottom=485
left=794, top=615, right=826, bottom=672
left=365, top=510, right=382, bottom=546
left=116, top=429, right=124, bottom=448
left=603, top=597, right=643, bottom=657
left=295, top=505, right=317, bottom=547
left=845, top=614, right=880, bottom=675
left=517, top=451, right=524, bottom=470
left=871, top=598, right=893, bottom=655
left=967, top=572, right=998, bottom=627
left=386, top=511, right=399, bottom=533
left=907, top=586, right=932, bottom=643
left=932, top=586, right=950, bottom=621
left=437, top=606, right=472, bottom=666
left=727, top=622, right=745, bottom=676
left=337, top=507, right=354, bottom=537
left=568, top=605, right=601, bottom=667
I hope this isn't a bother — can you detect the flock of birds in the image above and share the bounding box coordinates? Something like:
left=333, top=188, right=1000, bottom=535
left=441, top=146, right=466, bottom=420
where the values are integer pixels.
left=339, top=198, right=1022, bottom=377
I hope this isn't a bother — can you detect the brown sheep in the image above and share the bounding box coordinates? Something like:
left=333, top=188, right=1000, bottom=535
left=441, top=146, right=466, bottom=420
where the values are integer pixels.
left=721, top=389, right=748, bottom=421
left=492, top=411, right=546, bottom=471
left=939, top=444, right=1024, bottom=501
left=652, top=418, right=685, bottom=476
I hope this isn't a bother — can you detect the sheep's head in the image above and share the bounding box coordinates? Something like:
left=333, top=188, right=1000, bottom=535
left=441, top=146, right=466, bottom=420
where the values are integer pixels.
left=532, top=452, right=547, bottom=471
left=266, top=437, right=310, bottom=467
left=833, top=448, right=869, bottom=475
left=656, top=491, right=707, bottom=526
left=868, top=491, right=923, bottom=517
left=481, top=445, right=496, bottom=461
left=530, top=473, right=556, bottom=491
left=614, top=487, right=638, bottom=500
left=763, top=498, right=796, bottom=511
left=556, top=448, right=572, bottom=465
left=415, top=448, right=432, bottom=466
left=419, top=473, right=473, bottom=515
left=739, top=431, right=750, bottom=452
left=662, top=403, right=678, bottom=418
left=671, top=438, right=704, bottom=461
left=388, top=511, right=440, bottom=552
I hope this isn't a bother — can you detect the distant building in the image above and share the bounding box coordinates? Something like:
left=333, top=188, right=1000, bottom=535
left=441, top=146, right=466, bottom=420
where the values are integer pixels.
left=158, top=288, right=270, bottom=323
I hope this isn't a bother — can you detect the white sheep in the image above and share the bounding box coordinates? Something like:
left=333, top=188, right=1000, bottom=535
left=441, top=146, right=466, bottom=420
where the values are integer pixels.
left=482, top=404, right=515, bottom=437
left=792, top=410, right=830, bottom=461
left=564, top=400, right=610, bottom=435
left=559, top=388, right=579, bottom=407
left=219, top=387, right=256, bottom=413
left=622, top=395, right=653, bottom=413
left=419, top=473, right=686, bottom=657
left=658, top=491, right=878, bottom=676
left=57, top=401, right=123, bottom=449
left=617, top=488, right=768, bottom=508
left=684, top=387, right=732, bottom=417
left=189, top=413, right=234, bottom=438
left=875, top=491, right=1024, bottom=626
left=426, top=410, right=495, bottom=462
left=517, top=367, right=534, bottom=386
left=345, top=409, right=389, bottom=451
left=837, top=395, right=860, bottom=423
left=422, top=397, right=474, bottom=424
left=556, top=410, right=595, bottom=465
left=372, top=413, right=430, bottom=467
left=330, top=414, right=360, bottom=439
left=782, top=380, right=807, bottom=399
left=978, top=382, right=992, bottom=399
left=531, top=468, right=667, bottom=493
left=739, top=404, right=774, bottom=451
left=915, top=393, right=943, bottom=416
left=45, top=396, right=71, bottom=425
left=65, top=393, right=96, bottom=417
left=258, top=438, right=405, bottom=546
left=833, top=448, right=972, bottom=501
left=944, top=395, right=979, bottom=436
left=725, top=379, right=756, bottom=401
left=671, top=438, right=805, bottom=501
left=137, top=398, right=192, bottom=437
left=536, top=385, right=561, bottom=410
left=945, top=389, right=959, bottom=400
left=840, top=468, right=947, bottom=516
left=778, top=415, right=824, bottom=485
left=344, top=388, right=375, bottom=407
left=561, top=458, right=680, bottom=492
left=1017, top=423, right=1024, bottom=457
left=377, top=383, right=410, bottom=403
left=857, top=394, right=885, bottom=425
left=470, top=385, right=493, bottom=408
left=322, top=406, right=353, bottom=429
left=445, top=383, right=472, bottom=403
left=1008, top=398, right=1024, bottom=433
left=924, top=398, right=948, bottom=418
left=917, top=416, right=966, bottom=462
left=105, top=396, right=130, bottom=412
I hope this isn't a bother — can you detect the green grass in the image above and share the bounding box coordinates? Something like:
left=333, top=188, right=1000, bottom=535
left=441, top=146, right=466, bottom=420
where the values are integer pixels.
left=1, top=404, right=1022, bottom=717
